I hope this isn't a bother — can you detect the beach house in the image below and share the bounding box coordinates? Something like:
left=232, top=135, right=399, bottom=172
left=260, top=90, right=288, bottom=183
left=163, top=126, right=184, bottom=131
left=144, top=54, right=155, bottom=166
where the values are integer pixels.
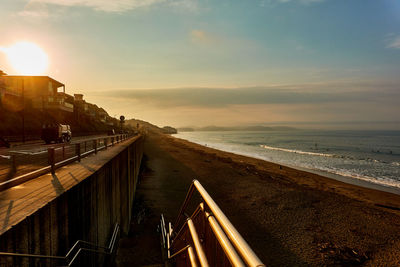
left=0, top=72, right=23, bottom=111
left=0, top=75, right=73, bottom=113
left=97, top=108, right=108, bottom=123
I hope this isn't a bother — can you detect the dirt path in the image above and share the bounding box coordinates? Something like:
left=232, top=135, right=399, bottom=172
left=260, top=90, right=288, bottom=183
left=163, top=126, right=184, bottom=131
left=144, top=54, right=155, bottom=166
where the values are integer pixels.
left=115, top=135, right=198, bottom=266
left=117, top=133, right=400, bottom=266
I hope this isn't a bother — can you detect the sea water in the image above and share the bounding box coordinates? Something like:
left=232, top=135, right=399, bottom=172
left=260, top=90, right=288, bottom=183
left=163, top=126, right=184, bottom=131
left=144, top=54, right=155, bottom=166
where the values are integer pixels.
left=174, top=130, right=400, bottom=189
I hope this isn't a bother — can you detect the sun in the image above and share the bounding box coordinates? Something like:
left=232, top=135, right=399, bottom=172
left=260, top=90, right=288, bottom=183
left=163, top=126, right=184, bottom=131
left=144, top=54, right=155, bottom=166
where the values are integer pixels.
left=1, top=42, right=49, bottom=75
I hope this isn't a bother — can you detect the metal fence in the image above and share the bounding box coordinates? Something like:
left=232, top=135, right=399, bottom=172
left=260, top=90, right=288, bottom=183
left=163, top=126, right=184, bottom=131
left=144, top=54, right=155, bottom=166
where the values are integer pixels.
left=0, top=134, right=131, bottom=191
left=0, top=223, right=120, bottom=266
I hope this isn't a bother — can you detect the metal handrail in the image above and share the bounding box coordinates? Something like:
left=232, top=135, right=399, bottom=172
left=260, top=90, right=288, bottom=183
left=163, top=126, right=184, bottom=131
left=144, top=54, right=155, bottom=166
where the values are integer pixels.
left=0, top=223, right=120, bottom=266
left=172, top=179, right=265, bottom=267
left=162, top=212, right=201, bottom=267
left=187, top=246, right=198, bottom=267
left=166, top=244, right=198, bottom=267
left=172, top=204, right=203, bottom=244
left=200, top=204, right=245, bottom=267
left=161, top=214, right=167, bottom=249
left=187, top=218, right=209, bottom=267
left=169, top=245, right=190, bottom=259
left=169, top=202, right=243, bottom=267
left=0, top=134, right=135, bottom=191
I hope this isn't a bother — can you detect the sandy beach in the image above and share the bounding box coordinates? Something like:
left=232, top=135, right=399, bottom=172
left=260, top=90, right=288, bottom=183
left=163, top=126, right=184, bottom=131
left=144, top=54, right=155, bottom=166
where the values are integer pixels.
left=116, top=132, right=400, bottom=266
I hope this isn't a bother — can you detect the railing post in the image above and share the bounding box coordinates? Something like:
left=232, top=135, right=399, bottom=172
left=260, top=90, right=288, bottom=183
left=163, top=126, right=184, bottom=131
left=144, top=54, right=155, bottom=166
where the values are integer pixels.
left=48, top=148, right=55, bottom=173
left=112, top=137, right=114, bottom=146
left=84, top=141, right=87, bottom=152
left=104, top=138, right=108, bottom=149
left=62, top=145, right=65, bottom=159
left=75, top=143, right=81, bottom=162
left=93, top=140, right=97, bottom=154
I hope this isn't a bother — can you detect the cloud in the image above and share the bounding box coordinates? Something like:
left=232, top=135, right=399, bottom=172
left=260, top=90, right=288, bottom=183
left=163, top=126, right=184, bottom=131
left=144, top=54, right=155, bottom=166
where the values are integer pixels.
left=279, top=0, right=324, bottom=3
left=92, top=81, right=400, bottom=108
left=169, top=0, right=199, bottom=12
left=387, top=35, right=400, bottom=49
left=88, top=83, right=400, bottom=129
left=27, top=0, right=165, bottom=12
left=17, top=2, right=52, bottom=18
left=24, top=0, right=201, bottom=13
left=298, top=0, right=325, bottom=3
left=190, top=30, right=219, bottom=44
left=261, top=0, right=324, bottom=6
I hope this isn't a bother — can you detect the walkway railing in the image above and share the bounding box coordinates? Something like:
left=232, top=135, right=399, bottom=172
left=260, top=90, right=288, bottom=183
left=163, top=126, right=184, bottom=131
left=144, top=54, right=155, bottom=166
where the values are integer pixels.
left=0, top=134, right=133, bottom=191
left=0, top=223, right=120, bottom=266
left=160, top=179, right=265, bottom=267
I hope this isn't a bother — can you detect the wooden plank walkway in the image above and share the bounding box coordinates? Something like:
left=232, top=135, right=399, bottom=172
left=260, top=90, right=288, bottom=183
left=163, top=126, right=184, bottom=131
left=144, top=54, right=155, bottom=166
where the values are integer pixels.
left=0, top=136, right=140, bottom=236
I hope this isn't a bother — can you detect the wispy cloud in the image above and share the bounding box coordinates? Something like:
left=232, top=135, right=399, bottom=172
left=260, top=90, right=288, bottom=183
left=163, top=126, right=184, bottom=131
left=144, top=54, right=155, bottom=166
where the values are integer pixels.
left=190, top=30, right=219, bottom=44
left=88, top=81, right=400, bottom=129
left=18, top=0, right=199, bottom=18
left=278, top=0, right=325, bottom=3
left=169, top=0, right=199, bottom=12
left=17, top=2, right=52, bottom=18
left=387, top=35, right=400, bottom=49
left=261, top=0, right=324, bottom=6
left=93, top=81, right=400, bottom=108
left=28, top=0, right=165, bottom=12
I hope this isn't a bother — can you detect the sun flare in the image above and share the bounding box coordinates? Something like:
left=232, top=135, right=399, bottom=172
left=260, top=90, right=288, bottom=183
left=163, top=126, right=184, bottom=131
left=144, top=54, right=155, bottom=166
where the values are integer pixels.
left=1, top=42, right=49, bottom=75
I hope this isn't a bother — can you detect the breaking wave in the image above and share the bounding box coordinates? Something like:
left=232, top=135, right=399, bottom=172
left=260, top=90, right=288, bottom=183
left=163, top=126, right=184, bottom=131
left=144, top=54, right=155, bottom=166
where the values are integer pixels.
left=260, top=144, right=334, bottom=157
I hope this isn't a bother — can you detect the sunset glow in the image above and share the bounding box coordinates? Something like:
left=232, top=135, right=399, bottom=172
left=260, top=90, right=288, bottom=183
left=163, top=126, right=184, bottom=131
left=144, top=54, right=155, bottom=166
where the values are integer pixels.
left=0, top=42, right=49, bottom=75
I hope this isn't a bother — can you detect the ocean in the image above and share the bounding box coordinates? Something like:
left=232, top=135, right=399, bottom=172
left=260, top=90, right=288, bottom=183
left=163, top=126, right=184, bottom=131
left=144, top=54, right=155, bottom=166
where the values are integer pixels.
left=174, top=130, right=400, bottom=189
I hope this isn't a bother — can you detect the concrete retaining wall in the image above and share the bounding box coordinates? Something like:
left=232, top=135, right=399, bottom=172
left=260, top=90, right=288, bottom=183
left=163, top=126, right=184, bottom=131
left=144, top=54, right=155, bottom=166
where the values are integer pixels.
left=0, top=135, right=144, bottom=266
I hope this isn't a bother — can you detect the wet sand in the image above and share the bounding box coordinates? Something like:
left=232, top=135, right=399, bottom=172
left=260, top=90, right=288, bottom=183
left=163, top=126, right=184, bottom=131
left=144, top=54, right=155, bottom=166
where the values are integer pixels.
left=118, top=132, right=400, bottom=266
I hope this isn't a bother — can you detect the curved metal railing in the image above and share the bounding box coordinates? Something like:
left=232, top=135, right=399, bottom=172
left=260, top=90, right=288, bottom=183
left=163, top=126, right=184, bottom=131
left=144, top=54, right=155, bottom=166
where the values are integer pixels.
left=161, top=179, right=265, bottom=267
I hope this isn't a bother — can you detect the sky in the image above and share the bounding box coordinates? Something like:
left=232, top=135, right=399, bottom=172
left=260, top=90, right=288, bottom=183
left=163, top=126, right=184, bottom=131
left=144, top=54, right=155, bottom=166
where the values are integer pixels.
left=0, top=0, right=399, bottom=129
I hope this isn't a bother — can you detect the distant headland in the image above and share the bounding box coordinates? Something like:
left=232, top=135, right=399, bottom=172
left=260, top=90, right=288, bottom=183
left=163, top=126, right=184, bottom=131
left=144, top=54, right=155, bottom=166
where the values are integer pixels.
left=177, top=125, right=296, bottom=132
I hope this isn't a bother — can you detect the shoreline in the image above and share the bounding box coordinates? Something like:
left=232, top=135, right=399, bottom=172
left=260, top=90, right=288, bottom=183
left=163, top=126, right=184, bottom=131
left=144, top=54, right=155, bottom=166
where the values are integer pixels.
left=294, top=164, right=400, bottom=196
left=150, top=132, right=400, bottom=266
left=168, top=133, right=400, bottom=212
left=173, top=133, right=400, bottom=196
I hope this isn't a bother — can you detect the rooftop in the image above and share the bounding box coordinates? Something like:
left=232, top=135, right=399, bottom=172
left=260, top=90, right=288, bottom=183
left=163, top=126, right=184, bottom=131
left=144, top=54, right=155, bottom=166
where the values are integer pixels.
left=3, top=75, right=65, bottom=88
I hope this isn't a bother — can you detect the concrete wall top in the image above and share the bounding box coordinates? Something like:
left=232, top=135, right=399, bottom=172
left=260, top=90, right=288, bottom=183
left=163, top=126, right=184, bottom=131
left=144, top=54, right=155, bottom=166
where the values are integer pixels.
left=0, top=135, right=142, bottom=236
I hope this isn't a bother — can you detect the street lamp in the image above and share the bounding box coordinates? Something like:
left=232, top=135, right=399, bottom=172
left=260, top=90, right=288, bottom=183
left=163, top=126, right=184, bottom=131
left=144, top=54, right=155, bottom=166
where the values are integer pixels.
left=119, top=115, right=125, bottom=133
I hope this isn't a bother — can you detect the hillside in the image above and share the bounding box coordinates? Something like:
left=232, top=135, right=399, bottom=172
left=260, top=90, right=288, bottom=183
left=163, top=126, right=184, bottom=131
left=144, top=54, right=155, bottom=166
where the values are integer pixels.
left=0, top=106, right=122, bottom=140
left=125, top=119, right=177, bottom=134
left=178, top=125, right=296, bottom=132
